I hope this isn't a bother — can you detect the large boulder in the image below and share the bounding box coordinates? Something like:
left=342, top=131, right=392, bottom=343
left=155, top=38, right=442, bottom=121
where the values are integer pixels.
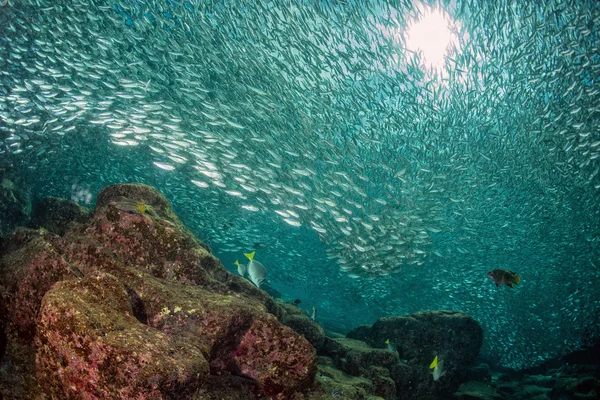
left=36, top=272, right=209, bottom=399
left=320, top=336, right=409, bottom=400
left=0, top=183, right=316, bottom=399
left=278, top=300, right=326, bottom=351
left=346, top=310, right=483, bottom=399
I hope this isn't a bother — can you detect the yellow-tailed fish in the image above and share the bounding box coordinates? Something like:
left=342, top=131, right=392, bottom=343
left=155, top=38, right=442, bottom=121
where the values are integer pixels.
left=244, top=251, right=266, bottom=288
left=430, top=355, right=446, bottom=381
left=311, top=306, right=317, bottom=320
left=234, top=260, right=246, bottom=277
left=386, top=338, right=397, bottom=352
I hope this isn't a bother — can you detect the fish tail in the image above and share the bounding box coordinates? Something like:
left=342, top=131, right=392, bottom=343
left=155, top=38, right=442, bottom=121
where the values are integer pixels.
left=515, top=275, right=521, bottom=285
left=429, top=355, right=438, bottom=369
left=243, top=251, right=255, bottom=261
left=234, top=260, right=240, bottom=266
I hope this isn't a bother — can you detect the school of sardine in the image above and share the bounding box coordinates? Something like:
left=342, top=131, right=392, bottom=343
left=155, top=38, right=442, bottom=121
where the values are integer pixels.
left=0, top=0, right=599, bottom=369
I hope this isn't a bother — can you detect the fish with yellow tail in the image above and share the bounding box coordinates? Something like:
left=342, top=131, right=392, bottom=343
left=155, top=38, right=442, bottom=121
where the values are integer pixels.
left=487, top=269, right=521, bottom=288
left=311, top=306, right=317, bottom=321
left=244, top=251, right=266, bottom=288
left=430, top=355, right=446, bottom=381
left=234, top=260, right=246, bottom=278
left=385, top=338, right=397, bottom=353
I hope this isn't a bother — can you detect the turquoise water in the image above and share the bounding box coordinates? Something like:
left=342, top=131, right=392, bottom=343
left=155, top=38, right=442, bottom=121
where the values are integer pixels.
left=0, top=0, right=599, bottom=370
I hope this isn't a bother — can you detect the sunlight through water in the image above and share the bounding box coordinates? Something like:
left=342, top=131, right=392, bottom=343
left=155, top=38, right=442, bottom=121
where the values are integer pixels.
left=405, top=8, right=456, bottom=70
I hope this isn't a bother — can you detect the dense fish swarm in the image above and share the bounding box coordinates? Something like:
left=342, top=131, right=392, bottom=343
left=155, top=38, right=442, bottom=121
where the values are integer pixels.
left=0, top=0, right=599, bottom=369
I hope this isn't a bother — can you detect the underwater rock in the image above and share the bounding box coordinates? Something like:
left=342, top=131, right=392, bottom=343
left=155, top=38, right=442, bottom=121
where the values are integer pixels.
left=466, top=363, right=492, bottom=383
left=36, top=272, right=209, bottom=399
left=28, top=196, right=92, bottom=236
left=261, top=282, right=282, bottom=299
left=278, top=300, right=326, bottom=351
left=307, top=356, right=384, bottom=400
left=346, top=310, right=483, bottom=399
left=0, top=321, right=5, bottom=362
left=319, top=336, right=409, bottom=400
left=454, top=345, right=600, bottom=400
left=0, top=229, right=81, bottom=342
left=0, top=177, right=31, bottom=238
left=552, top=375, right=599, bottom=399
left=228, top=315, right=316, bottom=398
left=347, top=311, right=483, bottom=369
left=452, top=381, right=504, bottom=400
left=0, top=183, right=316, bottom=399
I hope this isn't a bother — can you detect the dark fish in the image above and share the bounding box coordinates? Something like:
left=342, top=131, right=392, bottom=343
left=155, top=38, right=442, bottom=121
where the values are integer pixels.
left=487, top=269, right=521, bottom=288
left=293, top=299, right=301, bottom=305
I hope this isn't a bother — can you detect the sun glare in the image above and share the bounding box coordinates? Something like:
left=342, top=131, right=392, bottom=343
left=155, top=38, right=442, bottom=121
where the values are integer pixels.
left=405, top=8, right=455, bottom=70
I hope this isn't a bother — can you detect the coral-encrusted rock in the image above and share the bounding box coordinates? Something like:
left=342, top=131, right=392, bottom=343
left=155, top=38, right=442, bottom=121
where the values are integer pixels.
left=29, top=197, right=92, bottom=236
left=0, top=229, right=80, bottom=342
left=0, top=183, right=317, bottom=399
left=231, top=315, right=316, bottom=398
left=308, top=357, right=380, bottom=400
left=346, top=310, right=483, bottom=399
left=36, top=272, right=209, bottom=399
left=278, top=301, right=326, bottom=351
left=347, top=311, right=482, bottom=369
left=452, top=381, right=503, bottom=400
left=87, top=183, right=223, bottom=284
left=320, top=337, right=407, bottom=400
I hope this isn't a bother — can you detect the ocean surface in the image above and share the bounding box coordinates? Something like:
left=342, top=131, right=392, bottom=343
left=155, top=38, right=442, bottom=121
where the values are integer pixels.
left=0, top=0, right=599, bottom=371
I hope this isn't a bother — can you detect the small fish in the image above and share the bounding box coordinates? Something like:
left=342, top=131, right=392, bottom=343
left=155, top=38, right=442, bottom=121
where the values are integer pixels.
left=113, top=198, right=155, bottom=220
left=385, top=338, right=397, bottom=352
left=487, top=269, right=521, bottom=288
left=430, top=355, right=446, bottom=381
left=293, top=299, right=301, bottom=305
left=311, top=306, right=317, bottom=321
left=234, top=260, right=246, bottom=277
left=244, top=251, right=266, bottom=288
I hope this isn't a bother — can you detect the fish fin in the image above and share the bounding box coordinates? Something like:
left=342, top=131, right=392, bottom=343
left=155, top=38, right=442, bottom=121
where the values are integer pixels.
left=244, top=251, right=255, bottom=261
left=429, top=355, right=438, bottom=369
left=234, top=260, right=240, bottom=266
left=385, top=339, right=390, bottom=345
left=507, top=283, right=514, bottom=288
left=515, top=275, right=521, bottom=285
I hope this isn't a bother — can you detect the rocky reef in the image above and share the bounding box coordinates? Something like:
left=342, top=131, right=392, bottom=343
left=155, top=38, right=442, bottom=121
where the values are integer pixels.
left=0, top=183, right=485, bottom=399
left=454, top=344, right=600, bottom=400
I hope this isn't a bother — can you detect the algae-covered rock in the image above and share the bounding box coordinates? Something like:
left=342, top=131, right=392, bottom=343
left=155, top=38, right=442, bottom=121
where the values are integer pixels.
left=466, top=363, right=492, bottom=383
left=0, top=230, right=81, bottom=342
left=453, top=381, right=504, bottom=400
left=552, top=375, right=599, bottom=399
left=305, top=358, right=384, bottom=400
left=278, top=300, right=326, bottom=351
left=319, top=336, right=409, bottom=400
left=36, top=272, right=209, bottom=399
left=346, top=310, right=483, bottom=399
left=0, top=183, right=317, bottom=399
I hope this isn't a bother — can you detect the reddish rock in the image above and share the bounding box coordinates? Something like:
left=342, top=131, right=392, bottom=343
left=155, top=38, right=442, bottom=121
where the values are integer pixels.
left=0, top=183, right=317, bottom=399
left=36, top=272, right=209, bottom=399
left=231, top=315, right=316, bottom=399
left=0, top=229, right=80, bottom=342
